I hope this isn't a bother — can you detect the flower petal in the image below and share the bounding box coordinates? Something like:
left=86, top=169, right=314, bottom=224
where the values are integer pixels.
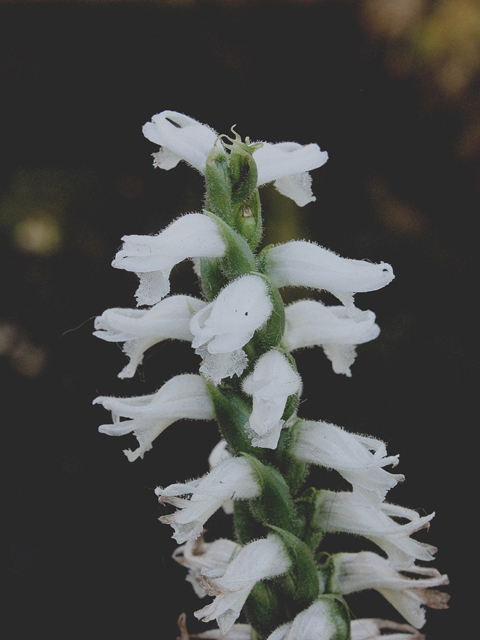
left=143, top=110, right=218, bottom=173
left=265, top=241, right=394, bottom=314
left=112, top=213, right=226, bottom=306
left=93, top=374, right=214, bottom=461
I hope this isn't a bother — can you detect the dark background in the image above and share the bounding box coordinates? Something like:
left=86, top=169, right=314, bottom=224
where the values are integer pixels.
left=1, top=1, right=473, bottom=638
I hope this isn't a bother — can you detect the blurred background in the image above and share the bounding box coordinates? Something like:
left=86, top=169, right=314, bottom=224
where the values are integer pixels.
left=1, top=0, right=474, bottom=638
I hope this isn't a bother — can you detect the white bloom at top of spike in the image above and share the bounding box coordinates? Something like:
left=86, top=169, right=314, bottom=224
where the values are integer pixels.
left=350, top=619, right=425, bottom=640
left=265, top=599, right=349, bottom=640
left=294, top=421, right=403, bottom=503
left=142, top=110, right=328, bottom=206
left=264, top=241, right=394, bottom=316
left=194, top=535, right=291, bottom=634
left=190, top=274, right=274, bottom=384
left=331, top=551, right=449, bottom=629
left=93, top=295, right=206, bottom=378
left=318, top=491, right=437, bottom=570
left=173, top=535, right=239, bottom=598
left=93, top=374, right=214, bottom=461
left=283, top=299, right=380, bottom=376
left=155, top=456, right=260, bottom=544
left=242, top=350, right=302, bottom=449
left=112, top=213, right=226, bottom=306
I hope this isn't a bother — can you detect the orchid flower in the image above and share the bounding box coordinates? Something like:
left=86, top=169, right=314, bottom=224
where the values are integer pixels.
left=93, top=374, right=214, bottom=461
left=190, top=274, right=274, bottom=384
left=194, top=535, right=290, bottom=634
left=173, top=535, right=240, bottom=598
left=112, top=213, right=226, bottom=306
left=294, top=420, right=403, bottom=503
left=318, top=491, right=437, bottom=570
left=155, top=456, right=260, bottom=543
left=264, top=240, right=394, bottom=316
left=93, top=294, right=206, bottom=378
left=330, top=551, right=450, bottom=629
left=283, top=299, right=380, bottom=376
left=242, top=349, right=302, bottom=449
left=265, top=599, right=350, bottom=640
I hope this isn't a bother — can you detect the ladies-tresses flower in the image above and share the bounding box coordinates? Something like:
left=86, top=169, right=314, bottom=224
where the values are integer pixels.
left=330, top=551, right=449, bottom=629
left=350, top=619, right=425, bottom=640
left=317, top=491, right=437, bottom=570
left=294, top=421, right=403, bottom=503
left=283, top=299, right=380, bottom=376
left=265, top=599, right=350, bottom=640
left=190, top=274, right=274, bottom=384
left=112, top=213, right=226, bottom=306
left=155, top=456, right=260, bottom=543
left=208, top=440, right=234, bottom=513
left=142, top=110, right=328, bottom=206
left=242, top=350, right=302, bottom=449
left=173, top=535, right=239, bottom=598
left=93, top=374, right=214, bottom=461
left=93, top=295, right=206, bottom=378
left=264, top=240, right=394, bottom=315
left=194, top=535, right=291, bottom=634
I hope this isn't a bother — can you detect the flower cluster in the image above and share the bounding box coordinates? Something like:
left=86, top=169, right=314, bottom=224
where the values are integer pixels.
left=94, top=111, right=448, bottom=639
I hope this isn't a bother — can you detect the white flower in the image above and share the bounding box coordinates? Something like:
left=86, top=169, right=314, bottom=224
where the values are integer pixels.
left=190, top=274, right=274, bottom=384
left=173, top=535, right=239, bottom=598
left=283, top=299, right=380, bottom=376
left=194, top=535, right=290, bottom=634
left=93, top=295, right=206, bottom=378
left=294, top=421, right=403, bottom=503
left=264, top=240, right=394, bottom=316
left=265, top=599, right=349, bottom=640
left=318, top=491, right=437, bottom=570
left=112, top=213, right=226, bottom=306
left=242, top=350, right=302, bottom=449
left=142, top=110, right=328, bottom=206
left=331, top=551, right=449, bottom=629
left=351, top=618, right=425, bottom=640
left=208, top=440, right=234, bottom=513
left=93, top=374, right=214, bottom=461
left=155, top=457, right=260, bottom=544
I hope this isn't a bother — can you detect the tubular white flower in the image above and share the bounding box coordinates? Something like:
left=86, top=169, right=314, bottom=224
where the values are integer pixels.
left=190, top=274, right=274, bottom=384
left=265, top=599, right=349, bottom=640
left=142, top=110, right=328, bottom=206
left=93, top=374, right=214, bottom=461
left=143, top=111, right=218, bottom=173
left=242, top=350, right=302, bottom=449
left=155, top=457, right=260, bottom=544
left=351, top=618, right=425, bottom=640
left=93, top=295, right=206, bottom=378
left=173, top=535, right=239, bottom=598
left=318, top=491, right=437, bottom=570
left=112, top=213, right=226, bottom=306
left=294, top=421, right=403, bottom=503
left=194, top=535, right=291, bottom=635
left=283, top=300, right=380, bottom=376
left=265, top=241, right=394, bottom=315
left=331, top=551, right=449, bottom=629
left=253, top=141, right=328, bottom=206
left=208, top=440, right=234, bottom=513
